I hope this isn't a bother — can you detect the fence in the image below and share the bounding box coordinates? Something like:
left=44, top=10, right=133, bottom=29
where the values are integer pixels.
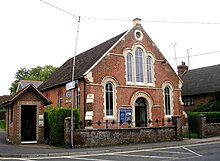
left=83, top=118, right=173, bottom=129
left=64, top=116, right=182, bottom=148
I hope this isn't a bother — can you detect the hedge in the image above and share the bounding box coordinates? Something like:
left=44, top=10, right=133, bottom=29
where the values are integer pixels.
left=188, top=112, right=220, bottom=132
left=45, top=108, right=80, bottom=146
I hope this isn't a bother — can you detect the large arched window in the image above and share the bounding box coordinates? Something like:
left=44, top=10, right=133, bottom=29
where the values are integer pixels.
left=135, top=47, right=144, bottom=83
left=105, top=82, right=114, bottom=116
left=58, top=91, right=63, bottom=108
left=146, top=56, right=153, bottom=83
left=164, top=86, right=171, bottom=115
left=126, top=53, right=133, bottom=82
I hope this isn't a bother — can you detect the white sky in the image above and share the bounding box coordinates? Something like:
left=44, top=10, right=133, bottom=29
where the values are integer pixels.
left=0, top=0, right=220, bottom=96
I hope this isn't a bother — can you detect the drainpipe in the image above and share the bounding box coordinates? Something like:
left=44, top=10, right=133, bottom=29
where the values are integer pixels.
left=83, top=78, right=86, bottom=129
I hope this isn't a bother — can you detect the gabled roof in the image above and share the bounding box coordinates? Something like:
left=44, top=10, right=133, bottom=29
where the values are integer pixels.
left=182, top=64, right=220, bottom=96
left=38, top=31, right=127, bottom=91
left=1, top=84, right=51, bottom=107
left=16, top=80, right=43, bottom=92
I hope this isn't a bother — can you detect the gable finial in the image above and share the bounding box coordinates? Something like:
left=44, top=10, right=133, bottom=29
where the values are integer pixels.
left=133, top=18, right=141, bottom=26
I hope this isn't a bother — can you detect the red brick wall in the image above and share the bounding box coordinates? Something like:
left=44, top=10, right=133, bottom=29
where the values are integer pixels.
left=42, top=81, right=85, bottom=125
left=184, top=93, right=214, bottom=111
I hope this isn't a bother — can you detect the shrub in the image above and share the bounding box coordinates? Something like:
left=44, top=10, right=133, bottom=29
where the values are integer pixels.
left=192, top=93, right=220, bottom=112
left=188, top=112, right=220, bottom=132
left=0, top=120, right=6, bottom=129
left=46, top=108, right=80, bottom=146
left=0, top=109, right=6, bottom=120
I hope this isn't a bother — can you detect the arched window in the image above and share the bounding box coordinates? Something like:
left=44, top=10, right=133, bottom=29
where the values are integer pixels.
left=76, top=87, right=80, bottom=108
left=105, top=82, right=114, bottom=116
left=146, top=56, right=152, bottom=83
left=135, top=47, right=144, bottom=83
left=126, top=53, right=133, bottom=82
left=58, top=91, right=63, bottom=108
left=164, top=86, right=171, bottom=115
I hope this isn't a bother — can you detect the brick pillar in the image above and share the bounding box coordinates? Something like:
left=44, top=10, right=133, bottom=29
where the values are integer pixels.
left=197, top=114, right=206, bottom=138
left=64, top=117, right=71, bottom=148
left=172, top=115, right=182, bottom=140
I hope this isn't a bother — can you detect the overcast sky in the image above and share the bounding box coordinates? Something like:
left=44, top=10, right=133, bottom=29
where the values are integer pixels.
left=0, top=0, right=220, bottom=96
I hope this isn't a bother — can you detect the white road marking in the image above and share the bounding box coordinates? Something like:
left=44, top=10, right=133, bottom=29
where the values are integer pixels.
left=150, top=150, right=191, bottom=155
left=113, top=153, right=179, bottom=159
left=182, top=146, right=203, bottom=157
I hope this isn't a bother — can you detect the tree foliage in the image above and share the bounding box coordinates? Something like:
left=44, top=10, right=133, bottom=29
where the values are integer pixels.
left=9, top=65, right=57, bottom=94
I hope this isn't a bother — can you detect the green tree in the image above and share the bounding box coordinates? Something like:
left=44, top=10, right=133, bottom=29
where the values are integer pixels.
left=9, top=65, right=57, bottom=94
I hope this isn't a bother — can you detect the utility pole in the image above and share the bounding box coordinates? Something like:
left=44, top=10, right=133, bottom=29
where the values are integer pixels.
left=40, top=0, right=80, bottom=148
left=187, top=48, right=192, bottom=69
left=71, top=16, right=80, bottom=149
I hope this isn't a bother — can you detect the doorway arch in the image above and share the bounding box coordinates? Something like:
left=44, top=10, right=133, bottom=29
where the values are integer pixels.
left=131, top=92, right=152, bottom=127
left=135, top=97, right=147, bottom=127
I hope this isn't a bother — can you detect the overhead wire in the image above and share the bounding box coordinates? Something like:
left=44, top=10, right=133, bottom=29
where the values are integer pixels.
left=167, top=51, right=220, bottom=60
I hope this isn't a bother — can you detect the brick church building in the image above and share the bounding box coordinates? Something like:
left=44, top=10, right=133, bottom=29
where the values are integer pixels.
left=38, top=18, right=183, bottom=128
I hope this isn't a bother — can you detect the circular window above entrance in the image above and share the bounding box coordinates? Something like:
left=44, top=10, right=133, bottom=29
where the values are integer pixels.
left=134, top=30, right=143, bottom=41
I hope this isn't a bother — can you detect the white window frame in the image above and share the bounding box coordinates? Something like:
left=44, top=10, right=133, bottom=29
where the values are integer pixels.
left=102, top=77, right=118, bottom=119
left=162, top=82, right=174, bottom=117
left=146, top=55, right=153, bottom=84
left=124, top=44, right=155, bottom=86
left=58, top=91, right=63, bottom=108
left=76, top=87, right=80, bottom=108
left=126, top=52, right=133, bottom=82
left=135, top=47, right=144, bottom=83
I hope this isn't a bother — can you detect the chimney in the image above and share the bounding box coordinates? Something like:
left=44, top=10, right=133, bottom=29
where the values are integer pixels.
left=133, top=18, right=141, bottom=26
left=177, top=61, right=188, bottom=77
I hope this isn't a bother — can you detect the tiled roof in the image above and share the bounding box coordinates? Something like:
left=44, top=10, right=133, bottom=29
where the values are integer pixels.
left=182, top=64, right=220, bottom=96
left=0, top=95, right=10, bottom=104
left=38, top=31, right=127, bottom=91
left=0, top=84, right=51, bottom=107
left=17, top=80, right=43, bottom=92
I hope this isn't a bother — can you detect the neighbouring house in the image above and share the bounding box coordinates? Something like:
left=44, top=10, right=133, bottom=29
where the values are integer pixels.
left=0, top=84, right=51, bottom=144
left=38, top=18, right=183, bottom=128
left=178, top=62, right=220, bottom=111
left=16, top=80, right=43, bottom=92
left=0, top=95, right=10, bottom=109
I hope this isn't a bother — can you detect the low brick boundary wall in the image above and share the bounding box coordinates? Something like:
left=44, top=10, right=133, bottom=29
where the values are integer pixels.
left=64, top=116, right=182, bottom=148
left=73, top=127, right=176, bottom=147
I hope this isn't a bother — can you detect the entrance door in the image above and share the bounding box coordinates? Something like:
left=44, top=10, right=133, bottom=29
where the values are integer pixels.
left=21, top=105, right=36, bottom=142
left=135, top=97, right=147, bottom=127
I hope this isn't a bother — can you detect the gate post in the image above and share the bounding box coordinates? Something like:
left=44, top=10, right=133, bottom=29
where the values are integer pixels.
left=172, top=115, right=182, bottom=140
left=64, top=117, right=71, bottom=148
left=197, top=114, right=206, bottom=138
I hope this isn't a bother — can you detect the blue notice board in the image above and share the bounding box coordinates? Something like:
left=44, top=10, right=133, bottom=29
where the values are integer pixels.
left=119, top=108, right=132, bottom=123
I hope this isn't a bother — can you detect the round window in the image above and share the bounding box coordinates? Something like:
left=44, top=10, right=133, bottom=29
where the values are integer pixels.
left=134, top=30, right=143, bottom=40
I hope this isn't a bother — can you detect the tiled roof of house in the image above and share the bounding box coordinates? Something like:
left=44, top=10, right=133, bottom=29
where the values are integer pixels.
left=0, top=84, right=51, bottom=107
left=17, top=80, right=43, bottom=92
left=0, top=95, right=10, bottom=105
left=38, top=31, right=127, bottom=91
left=182, top=64, right=220, bottom=96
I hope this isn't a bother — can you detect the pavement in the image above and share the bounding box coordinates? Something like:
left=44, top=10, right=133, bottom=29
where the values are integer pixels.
left=1, top=128, right=220, bottom=158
